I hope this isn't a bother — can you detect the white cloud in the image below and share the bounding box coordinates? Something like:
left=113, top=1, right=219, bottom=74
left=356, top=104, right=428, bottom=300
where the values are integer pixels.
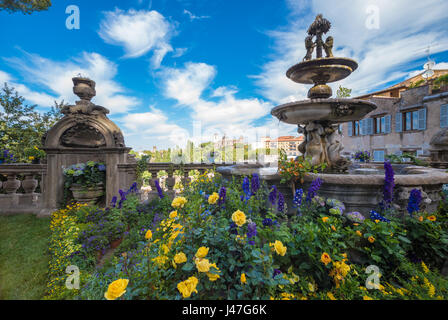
left=255, top=0, right=448, bottom=102
left=160, top=62, right=216, bottom=105
left=99, top=9, right=174, bottom=68
left=4, top=51, right=139, bottom=113
left=183, top=9, right=210, bottom=21
left=120, top=106, right=189, bottom=149
left=158, top=62, right=282, bottom=147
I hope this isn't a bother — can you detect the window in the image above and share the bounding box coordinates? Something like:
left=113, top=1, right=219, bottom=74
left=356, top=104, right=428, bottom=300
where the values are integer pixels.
left=373, top=150, right=385, bottom=162
left=399, top=108, right=427, bottom=131
left=441, top=105, right=448, bottom=128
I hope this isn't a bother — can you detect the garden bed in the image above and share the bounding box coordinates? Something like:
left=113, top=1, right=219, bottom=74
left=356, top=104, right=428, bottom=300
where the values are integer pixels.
left=45, top=171, right=448, bottom=300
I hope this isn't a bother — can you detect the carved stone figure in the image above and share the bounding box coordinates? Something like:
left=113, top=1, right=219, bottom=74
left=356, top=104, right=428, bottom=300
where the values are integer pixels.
left=304, top=122, right=325, bottom=166
left=303, top=36, right=316, bottom=61
left=324, top=36, right=334, bottom=58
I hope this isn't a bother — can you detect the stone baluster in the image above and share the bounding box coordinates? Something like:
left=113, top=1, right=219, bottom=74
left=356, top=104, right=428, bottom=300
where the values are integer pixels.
left=22, top=174, right=38, bottom=194
left=166, top=171, right=176, bottom=192
left=4, top=174, right=21, bottom=194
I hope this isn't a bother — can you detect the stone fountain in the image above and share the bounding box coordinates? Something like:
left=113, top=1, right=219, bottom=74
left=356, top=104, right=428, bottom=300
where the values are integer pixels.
left=218, top=14, right=448, bottom=216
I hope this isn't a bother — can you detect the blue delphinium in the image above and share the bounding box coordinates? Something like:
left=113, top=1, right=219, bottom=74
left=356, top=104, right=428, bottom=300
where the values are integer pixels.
left=242, top=176, right=251, bottom=201
left=383, top=161, right=395, bottom=206
left=370, top=210, right=391, bottom=223
left=229, top=222, right=238, bottom=235
left=110, top=196, right=117, bottom=208
left=251, top=173, right=260, bottom=194
left=218, top=186, right=226, bottom=206
left=277, top=192, right=285, bottom=212
left=129, top=182, right=138, bottom=193
left=154, top=179, right=164, bottom=199
left=268, top=185, right=277, bottom=205
left=293, top=188, right=303, bottom=214
left=247, top=221, right=257, bottom=245
left=407, top=189, right=422, bottom=216
left=306, top=177, right=323, bottom=202
left=262, top=218, right=274, bottom=227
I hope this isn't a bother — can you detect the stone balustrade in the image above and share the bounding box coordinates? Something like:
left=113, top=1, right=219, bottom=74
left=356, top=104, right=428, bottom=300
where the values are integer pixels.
left=136, top=162, right=232, bottom=202
left=0, top=164, right=47, bottom=215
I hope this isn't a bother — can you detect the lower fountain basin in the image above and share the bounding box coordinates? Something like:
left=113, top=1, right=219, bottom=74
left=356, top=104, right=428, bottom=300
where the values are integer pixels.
left=271, top=98, right=377, bottom=125
left=217, top=163, right=448, bottom=216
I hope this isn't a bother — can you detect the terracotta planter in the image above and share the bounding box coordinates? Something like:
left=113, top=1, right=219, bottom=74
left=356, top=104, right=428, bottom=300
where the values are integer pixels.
left=110, top=237, right=123, bottom=249
left=70, top=183, right=104, bottom=205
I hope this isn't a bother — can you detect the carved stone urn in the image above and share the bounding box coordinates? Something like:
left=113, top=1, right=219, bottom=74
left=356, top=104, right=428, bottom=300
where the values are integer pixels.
left=72, top=77, right=96, bottom=102
left=70, top=183, right=104, bottom=205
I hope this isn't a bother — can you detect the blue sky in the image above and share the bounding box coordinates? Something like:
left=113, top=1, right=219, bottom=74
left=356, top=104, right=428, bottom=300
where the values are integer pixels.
left=1, top=0, right=448, bottom=151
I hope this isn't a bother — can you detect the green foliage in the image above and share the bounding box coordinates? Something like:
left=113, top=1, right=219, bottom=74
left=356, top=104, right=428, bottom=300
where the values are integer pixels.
left=0, top=83, right=64, bottom=162
left=278, top=149, right=327, bottom=184
left=0, top=0, right=51, bottom=14
left=336, top=86, right=352, bottom=98
left=385, top=152, right=428, bottom=166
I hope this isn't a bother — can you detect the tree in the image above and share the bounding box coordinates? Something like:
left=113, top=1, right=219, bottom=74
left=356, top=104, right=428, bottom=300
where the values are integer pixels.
left=0, top=0, right=51, bottom=14
left=0, top=83, right=64, bottom=162
left=336, top=85, right=352, bottom=98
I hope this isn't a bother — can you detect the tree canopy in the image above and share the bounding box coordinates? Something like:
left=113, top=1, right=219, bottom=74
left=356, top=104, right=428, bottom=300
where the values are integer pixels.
left=0, top=83, right=64, bottom=162
left=0, top=0, right=51, bottom=14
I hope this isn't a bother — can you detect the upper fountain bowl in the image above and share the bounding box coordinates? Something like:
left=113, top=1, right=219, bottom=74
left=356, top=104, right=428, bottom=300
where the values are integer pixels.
left=271, top=98, right=376, bottom=125
left=286, top=57, right=358, bottom=84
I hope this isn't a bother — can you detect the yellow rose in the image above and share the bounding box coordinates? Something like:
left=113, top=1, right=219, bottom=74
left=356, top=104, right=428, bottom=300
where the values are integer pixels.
left=104, top=279, right=129, bottom=300
left=207, top=272, right=220, bottom=281
left=322, top=217, right=329, bottom=223
left=195, top=246, right=209, bottom=259
left=240, top=273, right=247, bottom=284
left=145, top=230, right=152, bottom=240
left=327, top=292, right=336, bottom=300
left=195, top=258, right=211, bottom=273
left=177, top=276, right=199, bottom=299
left=208, top=192, right=219, bottom=205
left=169, top=211, right=178, bottom=219
left=231, top=210, right=246, bottom=227
left=321, top=252, right=331, bottom=265
left=363, top=295, right=373, bottom=300
left=172, top=197, right=188, bottom=209
left=174, top=252, right=187, bottom=264
left=29, top=156, right=35, bottom=160
left=273, top=240, right=287, bottom=256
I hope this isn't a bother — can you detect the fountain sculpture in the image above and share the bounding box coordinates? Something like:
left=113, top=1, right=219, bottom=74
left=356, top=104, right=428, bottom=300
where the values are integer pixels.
left=271, top=14, right=376, bottom=171
left=218, top=15, right=448, bottom=216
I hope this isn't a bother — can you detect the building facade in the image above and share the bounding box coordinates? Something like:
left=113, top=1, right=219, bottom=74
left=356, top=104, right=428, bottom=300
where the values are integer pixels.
left=342, top=70, right=448, bottom=162
left=261, top=135, right=304, bottom=158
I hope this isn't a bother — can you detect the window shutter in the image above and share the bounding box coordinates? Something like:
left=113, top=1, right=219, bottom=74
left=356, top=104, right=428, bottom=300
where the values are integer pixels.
left=441, top=105, right=448, bottom=128
left=348, top=122, right=353, bottom=136
left=360, top=119, right=364, bottom=135
left=385, top=115, right=391, bottom=133
left=395, top=112, right=402, bottom=132
left=367, top=118, right=374, bottom=135
left=418, top=108, right=426, bottom=130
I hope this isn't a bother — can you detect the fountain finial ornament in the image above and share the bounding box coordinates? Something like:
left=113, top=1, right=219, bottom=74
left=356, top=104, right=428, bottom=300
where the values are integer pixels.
left=61, top=76, right=110, bottom=115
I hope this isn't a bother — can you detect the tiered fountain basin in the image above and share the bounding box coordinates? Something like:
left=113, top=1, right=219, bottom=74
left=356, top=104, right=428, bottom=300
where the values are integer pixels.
left=217, top=163, right=448, bottom=216
left=271, top=98, right=377, bottom=124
